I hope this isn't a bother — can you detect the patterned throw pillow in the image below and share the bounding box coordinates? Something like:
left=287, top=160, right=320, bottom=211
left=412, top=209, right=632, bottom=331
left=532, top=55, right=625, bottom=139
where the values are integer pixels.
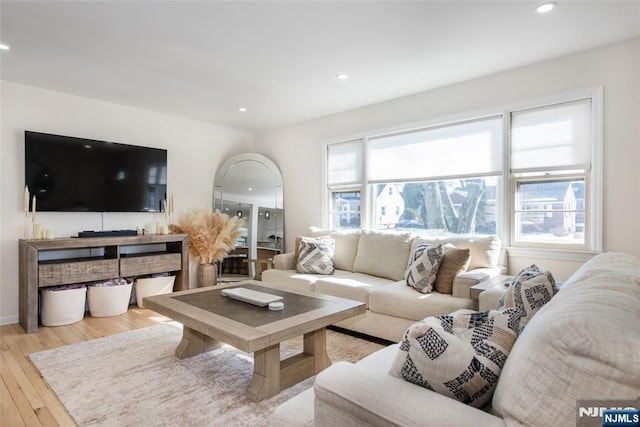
left=296, top=237, right=335, bottom=275
left=434, top=244, right=472, bottom=294
left=497, top=264, right=558, bottom=332
left=406, top=242, right=444, bottom=293
left=389, top=308, right=522, bottom=408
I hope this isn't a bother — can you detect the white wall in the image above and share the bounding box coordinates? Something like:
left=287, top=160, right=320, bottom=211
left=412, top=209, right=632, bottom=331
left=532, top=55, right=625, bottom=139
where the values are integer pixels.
left=256, top=38, right=640, bottom=280
left=0, top=82, right=254, bottom=325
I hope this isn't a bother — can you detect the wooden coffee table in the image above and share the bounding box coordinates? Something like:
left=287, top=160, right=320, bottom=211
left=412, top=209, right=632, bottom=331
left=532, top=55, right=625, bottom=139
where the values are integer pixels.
left=143, top=281, right=365, bottom=402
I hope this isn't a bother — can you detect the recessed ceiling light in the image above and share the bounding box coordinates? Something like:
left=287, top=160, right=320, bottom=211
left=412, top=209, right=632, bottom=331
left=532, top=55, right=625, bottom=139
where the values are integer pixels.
left=536, top=2, right=557, bottom=13
left=238, top=107, right=247, bottom=112
left=336, top=73, right=349, bottom=80
left=0, top=43, right=10, bottom=50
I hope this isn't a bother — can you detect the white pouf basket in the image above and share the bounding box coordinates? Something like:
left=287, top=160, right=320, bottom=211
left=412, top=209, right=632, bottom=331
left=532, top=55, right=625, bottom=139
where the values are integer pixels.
left=87, top=282, right=133, bottom=317
left=41, top=286, right=87, bottom=327
left=135, top=275, right=175, bottom=308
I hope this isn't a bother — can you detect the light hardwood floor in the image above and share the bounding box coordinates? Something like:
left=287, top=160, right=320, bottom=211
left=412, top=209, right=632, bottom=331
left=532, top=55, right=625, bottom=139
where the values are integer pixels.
left=0, top=308, right=171, bottom=427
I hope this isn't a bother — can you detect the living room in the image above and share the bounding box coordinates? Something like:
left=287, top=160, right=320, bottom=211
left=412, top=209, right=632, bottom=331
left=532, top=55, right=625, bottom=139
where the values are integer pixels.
left=1, top=1, right=639, bottom=426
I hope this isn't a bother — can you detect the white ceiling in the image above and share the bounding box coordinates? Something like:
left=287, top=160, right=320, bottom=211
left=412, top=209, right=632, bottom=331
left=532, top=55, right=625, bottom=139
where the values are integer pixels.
left=1, top=1, right=639, bottom=132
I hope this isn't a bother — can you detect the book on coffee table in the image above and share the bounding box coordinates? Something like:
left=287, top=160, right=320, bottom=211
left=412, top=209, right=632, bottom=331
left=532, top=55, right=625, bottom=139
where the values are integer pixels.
left=221, top=287, right=283, bottom=307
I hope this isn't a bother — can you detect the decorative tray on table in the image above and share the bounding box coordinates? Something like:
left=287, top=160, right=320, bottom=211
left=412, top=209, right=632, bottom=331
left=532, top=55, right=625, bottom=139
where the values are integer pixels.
left=221, top=287, right=283, bottom=307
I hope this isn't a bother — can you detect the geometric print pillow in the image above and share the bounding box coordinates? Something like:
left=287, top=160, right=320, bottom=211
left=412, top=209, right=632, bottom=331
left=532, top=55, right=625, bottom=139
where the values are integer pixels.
left=497, top=264, right=558, bottom=332
left=389, top=308, right=522, bottom=408
left=296, top=237, right=335, bottom=275
left=406, top=242, right=444, bottom=294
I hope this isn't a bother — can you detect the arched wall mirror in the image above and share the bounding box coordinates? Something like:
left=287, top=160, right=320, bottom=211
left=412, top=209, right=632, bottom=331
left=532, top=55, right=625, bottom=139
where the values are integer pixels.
left=214, top=153, right=284, bottom=279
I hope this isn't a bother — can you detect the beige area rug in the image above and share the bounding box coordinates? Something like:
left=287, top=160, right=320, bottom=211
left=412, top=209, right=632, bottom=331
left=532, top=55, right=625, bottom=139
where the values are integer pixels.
left=30, top=322, right=385, bottom=426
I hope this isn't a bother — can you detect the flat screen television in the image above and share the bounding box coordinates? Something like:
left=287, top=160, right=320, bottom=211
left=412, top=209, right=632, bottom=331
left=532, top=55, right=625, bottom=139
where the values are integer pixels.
left=25, top=131, right=167, bottom=212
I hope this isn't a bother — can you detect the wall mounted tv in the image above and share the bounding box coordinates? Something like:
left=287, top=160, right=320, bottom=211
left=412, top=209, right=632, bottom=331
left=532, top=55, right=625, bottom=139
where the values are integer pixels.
left=25, top=131, right=167, bottom=212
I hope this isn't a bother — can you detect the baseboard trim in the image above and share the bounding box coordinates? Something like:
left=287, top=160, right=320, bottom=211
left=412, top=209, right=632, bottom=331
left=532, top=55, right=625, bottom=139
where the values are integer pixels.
left=1, top=314, right=19, bottom=327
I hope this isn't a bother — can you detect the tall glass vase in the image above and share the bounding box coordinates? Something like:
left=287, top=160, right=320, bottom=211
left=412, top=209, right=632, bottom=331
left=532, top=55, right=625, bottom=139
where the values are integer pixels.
left=197, top=263, right=217, bottom=287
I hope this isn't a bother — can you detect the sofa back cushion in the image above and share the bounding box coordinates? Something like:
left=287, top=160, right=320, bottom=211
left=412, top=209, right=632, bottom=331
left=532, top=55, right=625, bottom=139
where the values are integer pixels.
left=352, top=230, right=414, bottom=281
left=420, top=235, right=501, bottom=270
left=492, top=252, right=640, bottom=426
left=309, top=228, right=361, bottom=271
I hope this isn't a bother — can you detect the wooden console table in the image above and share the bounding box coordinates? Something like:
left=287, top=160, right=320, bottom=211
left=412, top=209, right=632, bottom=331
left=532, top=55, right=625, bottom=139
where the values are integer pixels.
left=19, top=234, right=189, bottom=333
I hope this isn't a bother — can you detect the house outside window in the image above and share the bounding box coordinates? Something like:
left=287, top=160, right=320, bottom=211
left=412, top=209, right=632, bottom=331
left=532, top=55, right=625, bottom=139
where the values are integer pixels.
left=330, top=190, right=361, bottom=229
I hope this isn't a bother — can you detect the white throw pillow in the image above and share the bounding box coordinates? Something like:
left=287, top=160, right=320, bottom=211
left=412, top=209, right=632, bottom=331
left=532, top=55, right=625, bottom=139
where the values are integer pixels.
left=406, top=242, right=444, bottom=294
left=497, top=264, right=558, bottom=332
left=389, top=308, right=522, bottom=408
left=296, top=237, right=335, bottom=275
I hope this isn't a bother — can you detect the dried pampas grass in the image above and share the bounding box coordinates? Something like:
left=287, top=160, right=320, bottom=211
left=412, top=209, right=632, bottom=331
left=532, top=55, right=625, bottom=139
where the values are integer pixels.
left=169, top=209, right=243, bottom=264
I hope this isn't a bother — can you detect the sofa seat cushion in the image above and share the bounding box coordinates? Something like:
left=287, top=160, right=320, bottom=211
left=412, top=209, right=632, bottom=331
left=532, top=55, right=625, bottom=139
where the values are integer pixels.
left=492, top=252, right=640, bottom=427
left=352, top=230, right=414, bottom=281
left=369, top=282, right=474, bottom=321
left=314, top=361, right=506, bottom=427
left=315, top=273, right=395, bottom=308
left=261, top=268, right=351, bottom=293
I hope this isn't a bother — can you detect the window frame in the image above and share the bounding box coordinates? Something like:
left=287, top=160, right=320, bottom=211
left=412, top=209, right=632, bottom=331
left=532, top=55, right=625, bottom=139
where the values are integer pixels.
left=511, top=172, right=589, bottom=251
left=322, top=87, right=602, bottom=253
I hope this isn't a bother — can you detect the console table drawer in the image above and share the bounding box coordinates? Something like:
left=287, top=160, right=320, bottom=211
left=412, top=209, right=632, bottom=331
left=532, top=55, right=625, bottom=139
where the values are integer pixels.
left=120, top=253, right=182, bottom=277
left=39, top=259, right=120, bottom=286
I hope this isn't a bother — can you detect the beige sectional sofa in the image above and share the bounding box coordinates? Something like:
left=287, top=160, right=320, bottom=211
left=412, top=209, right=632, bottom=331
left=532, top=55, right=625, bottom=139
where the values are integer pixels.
left=271, top=252, right=640, bottom=427
left=262, top=229, right=505, bottom=342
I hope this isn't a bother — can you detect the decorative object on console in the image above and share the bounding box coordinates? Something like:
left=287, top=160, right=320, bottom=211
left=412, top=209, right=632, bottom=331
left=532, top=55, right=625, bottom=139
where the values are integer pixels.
left=389, top=307, right=522, bottom=408
left=406, top=242, right=444, bottom=293
left=23, top=185, right=29, bottom=239
left=169, top=208, right=243, bottom=287
left=497, top=264, right=558, bottom=332
left=296, top=237, right=335, bottom=275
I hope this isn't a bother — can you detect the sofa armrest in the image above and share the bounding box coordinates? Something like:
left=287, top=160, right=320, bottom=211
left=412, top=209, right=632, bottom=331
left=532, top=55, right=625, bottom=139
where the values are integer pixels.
left=314, top=362, right=505, bottom=427
left=452, top=265, right=507, bottom=298
left=273, top=252, right=296, bottom=270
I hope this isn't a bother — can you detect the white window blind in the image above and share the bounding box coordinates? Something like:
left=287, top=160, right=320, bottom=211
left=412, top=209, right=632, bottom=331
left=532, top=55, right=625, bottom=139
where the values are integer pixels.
left=327, top=140, right=363, bottom=187
left=511, top=99, right=591, bottom=173
left=367, top=116, right=503, bottom=183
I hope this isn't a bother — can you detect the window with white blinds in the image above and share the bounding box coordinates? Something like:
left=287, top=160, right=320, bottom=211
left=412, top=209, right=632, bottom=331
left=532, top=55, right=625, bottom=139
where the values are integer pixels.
left=511, top=99, right=592, bottom=173
left=323, top=89, right=601, bottom=250
left=367, top=116, right=503, bottom=182
left=327, top=140, right=363, bottom=187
